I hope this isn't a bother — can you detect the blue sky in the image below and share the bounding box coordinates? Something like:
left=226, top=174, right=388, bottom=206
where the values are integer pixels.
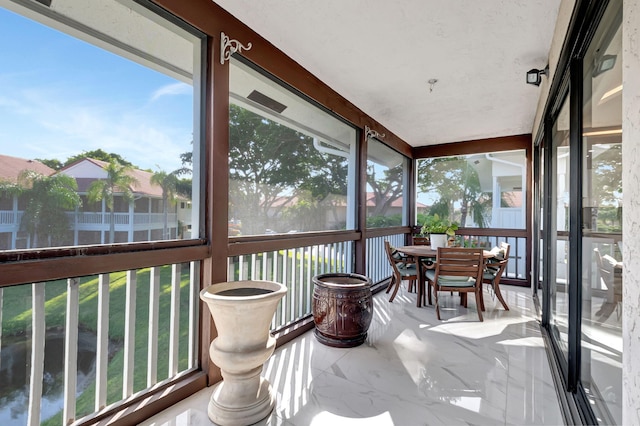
left=0, top=7, right=194, bottom=173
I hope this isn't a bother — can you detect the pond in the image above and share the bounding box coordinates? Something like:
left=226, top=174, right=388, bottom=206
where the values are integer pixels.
left=0, top=330, right=98, bottom=424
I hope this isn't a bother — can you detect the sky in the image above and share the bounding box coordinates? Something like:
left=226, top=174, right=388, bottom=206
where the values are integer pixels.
left=0, top=7, right=194, bottom=174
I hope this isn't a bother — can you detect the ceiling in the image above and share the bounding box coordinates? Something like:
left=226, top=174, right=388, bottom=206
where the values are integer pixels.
left=213, top=0, right=562, bottom=148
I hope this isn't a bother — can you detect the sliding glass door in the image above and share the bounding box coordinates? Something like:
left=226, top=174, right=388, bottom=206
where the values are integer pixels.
left=549, top=96, right=571, bottom=369
left=580, top=2, right=622, bottom=423
left=539, top=0, right=623, bottom=424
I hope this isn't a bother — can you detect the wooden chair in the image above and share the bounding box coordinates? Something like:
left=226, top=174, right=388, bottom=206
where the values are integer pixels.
left=594, top=248, right=622, bottom=320
left=384, top=240, right=417, bottom=302
left=419, top=257, right=437, bottom=306
left=480, top=242, right=511, bottom=311
left=425, top=247, right=485, bottom=321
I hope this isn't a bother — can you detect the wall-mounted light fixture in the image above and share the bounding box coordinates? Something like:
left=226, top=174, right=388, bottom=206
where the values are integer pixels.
left=593, top=54, right=617, bottom=77
left=526, top=65, right=549, bottom=86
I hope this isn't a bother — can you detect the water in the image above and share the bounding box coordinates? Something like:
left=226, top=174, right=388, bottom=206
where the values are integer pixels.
left=0, top=330, right=97, bottom=424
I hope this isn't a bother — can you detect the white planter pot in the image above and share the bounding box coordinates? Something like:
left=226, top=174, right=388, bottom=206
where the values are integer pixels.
left=200, top=280, right=287, bottom=426
left=429, top=233, right=448, bottom=249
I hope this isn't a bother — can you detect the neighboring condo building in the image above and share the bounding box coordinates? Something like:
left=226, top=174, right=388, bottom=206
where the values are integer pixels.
left=0, top=154, right=191, bottom=249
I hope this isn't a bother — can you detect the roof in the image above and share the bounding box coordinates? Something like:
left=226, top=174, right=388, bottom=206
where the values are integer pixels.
left=0, top=154, right=55, bottom=182
left=59, top=158, right=164, bottom=198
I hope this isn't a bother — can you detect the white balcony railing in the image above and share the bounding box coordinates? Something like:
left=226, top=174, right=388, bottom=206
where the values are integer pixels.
left=228, top=241, right=354, bottom=331
left=0, top=210, right=22, bottom=225
left=0, top=210, right=177, bottom=228
left=0, top=262, right=199, bottom=425
left=366, top=233, right=405, bottom=285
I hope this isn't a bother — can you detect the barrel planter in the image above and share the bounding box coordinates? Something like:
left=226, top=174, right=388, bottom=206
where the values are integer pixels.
left=312, top=273, right=373, bottom=348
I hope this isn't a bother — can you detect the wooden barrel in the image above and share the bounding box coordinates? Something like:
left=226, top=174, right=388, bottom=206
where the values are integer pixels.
left=312, top=273, right=372, bottom=348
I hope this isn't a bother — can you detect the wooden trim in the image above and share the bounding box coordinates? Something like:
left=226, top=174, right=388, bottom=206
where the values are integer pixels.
left=413, top=134, right=531, bottom=159
left=0, top=243, right=209, bottom=287
left=355, top=130, right=368, bottom=274
left=200, top=34, right=227, bottom=386
left=455, top=228, right=528, bottom=238
left=228, top=230, right=359, bottom=244
left=273, top=316, right=315, bottom=347
left=526, top=140, right=533, bottom=286
left=365, top=226, right=411, bottom=238
left=75, top=371, right=207, bottom=426
left=152, top=0, right=412, bottom=158
left=501, top=278, right=529, bottom=287
left=0, top=238, right=207, bottom=263
left=228, top=231, right=361, bottom=257
left=409, top=226, right=528, bottom=239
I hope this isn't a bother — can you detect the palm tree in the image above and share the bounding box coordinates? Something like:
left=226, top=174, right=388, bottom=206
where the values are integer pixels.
left=14, top=170, right=81, bottom=247
left=150, top=168, right=179, bottom=239
left=87, top=160, right=138, bottom=244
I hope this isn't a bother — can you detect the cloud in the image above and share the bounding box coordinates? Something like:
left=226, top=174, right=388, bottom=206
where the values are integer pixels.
left=150, top=82, right=191, bottom=101
left=1, top=85, right=192, bottom=173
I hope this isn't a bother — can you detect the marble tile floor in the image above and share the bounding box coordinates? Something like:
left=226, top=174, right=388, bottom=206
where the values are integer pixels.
left=142, top=285, right=564, bottom=426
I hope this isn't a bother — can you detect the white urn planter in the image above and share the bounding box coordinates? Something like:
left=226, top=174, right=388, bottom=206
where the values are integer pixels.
left=429, top=233, right=449, bottom=249
left=200, top=280, right=287, bottom=426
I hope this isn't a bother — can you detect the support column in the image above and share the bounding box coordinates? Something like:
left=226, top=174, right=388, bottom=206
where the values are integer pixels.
left=622, top=1, right=640, bottom=423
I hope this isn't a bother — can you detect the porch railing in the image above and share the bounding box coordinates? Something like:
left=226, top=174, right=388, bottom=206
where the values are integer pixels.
left=0, top=262, right=199, bottom=426
left=0, top=210, right=21, bottom=225
left=0, top=210, right=177, bottom=228
left=226, top=232, right=410, bottom=331
left=454, top=230, right=528, bottom=283
left=227, top=241, right=353, bottom=331
left=366, top=232, right=405, bottom=285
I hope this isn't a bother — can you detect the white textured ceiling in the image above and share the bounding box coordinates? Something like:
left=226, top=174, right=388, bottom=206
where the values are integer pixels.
left=213, top=0, right=561, bottom=147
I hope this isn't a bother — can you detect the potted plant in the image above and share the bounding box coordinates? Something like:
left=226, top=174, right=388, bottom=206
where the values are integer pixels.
left=420, top=214, right=459, bottom=249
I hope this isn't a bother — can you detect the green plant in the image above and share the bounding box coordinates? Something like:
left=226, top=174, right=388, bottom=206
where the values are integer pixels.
left=420, top=214, right=459, bottom=236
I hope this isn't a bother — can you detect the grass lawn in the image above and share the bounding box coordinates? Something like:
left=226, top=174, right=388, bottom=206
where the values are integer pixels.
left=1, top=264, right=194, bottom=424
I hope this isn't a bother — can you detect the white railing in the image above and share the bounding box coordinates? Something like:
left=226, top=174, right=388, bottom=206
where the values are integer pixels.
left=228, top=241, right=353, bottom=330
left=0, top=210, right=22, bottom=225
left=0, top=262, right=199, bottom=425
left=366, top=233, right=405, bottom=285
left=1, top=210, right=178, bottom=229
left=227, top=235, right=409, bottom=331
left=73, top=212, right=105, bottom=224
left=456, top=233, right=527, bottom=281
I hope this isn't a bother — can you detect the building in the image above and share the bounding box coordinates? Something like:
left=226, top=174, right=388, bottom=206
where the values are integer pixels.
left=0, top=0, right=637, bottom=425
left=0, top=154, right=56, bottom=249
left=0, top=155, right=190, bottom=248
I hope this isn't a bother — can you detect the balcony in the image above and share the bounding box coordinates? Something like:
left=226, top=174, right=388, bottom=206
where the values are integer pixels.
left=0, top=211, right=177, bottom=229
left=142, top=285, right=563, bottom=425
left=0, top=231, right=534, bottom=425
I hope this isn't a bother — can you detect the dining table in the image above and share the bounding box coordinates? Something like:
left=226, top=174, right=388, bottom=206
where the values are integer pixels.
left=396, top=245, right=494, bottom=308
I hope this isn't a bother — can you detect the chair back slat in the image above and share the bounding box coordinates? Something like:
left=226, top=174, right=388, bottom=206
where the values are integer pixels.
left=430, top=247, right=485, bottom=321
left=436, top=248, right=484, bottom=281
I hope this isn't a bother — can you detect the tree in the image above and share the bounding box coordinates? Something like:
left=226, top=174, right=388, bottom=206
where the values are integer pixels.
left=417, top=157, right=490, bottom=228
left=87, top=160, right=138, bottom=244
left=35, top=158, right=63, bottom=171
left=151, top=168, right=180, bottom=239
left=64, top=149, right=133, bottom=168
left=366, top=163, right=404, bottom=218
left=175, top=147, right=193, bottom=199
left=228, top=104, right=327, bottom=234
left=298, top=154, right=349, bottom=230
left=12, top=170, right=81, bottom=247
left=590, top=143, right=622, bottom=231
